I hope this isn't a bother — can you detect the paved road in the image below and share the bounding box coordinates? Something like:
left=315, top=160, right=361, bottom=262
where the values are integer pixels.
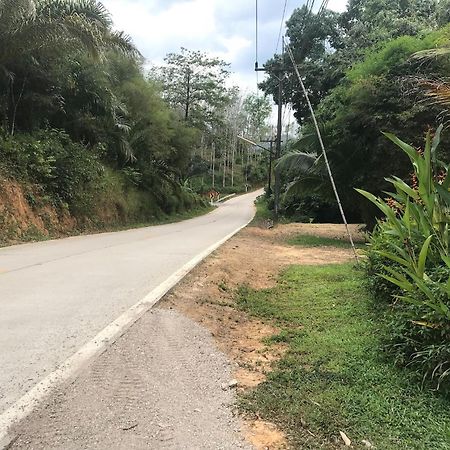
left=0, top=190, right=259, bottom=415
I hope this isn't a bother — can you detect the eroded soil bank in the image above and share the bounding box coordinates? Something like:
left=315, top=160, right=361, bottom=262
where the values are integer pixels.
left=0, top=178, right=209, bottom=246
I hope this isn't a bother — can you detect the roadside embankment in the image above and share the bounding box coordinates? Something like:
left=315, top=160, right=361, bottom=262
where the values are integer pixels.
left=0, top=176, right=209, bottom=246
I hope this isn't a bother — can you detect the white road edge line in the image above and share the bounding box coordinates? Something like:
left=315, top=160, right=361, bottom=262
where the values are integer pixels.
left=0, top=209, right=255, bottom=445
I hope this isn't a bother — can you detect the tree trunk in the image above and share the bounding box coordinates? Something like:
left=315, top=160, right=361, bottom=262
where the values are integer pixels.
left=185, top=69, right=191, bottom=121
left=231, top=139, right=235, bottom=187
left=10, top=77, right=27, bottom=136
left=212, top=143, right=216, bottom=188
left=222, top=146, right=227, bottom=188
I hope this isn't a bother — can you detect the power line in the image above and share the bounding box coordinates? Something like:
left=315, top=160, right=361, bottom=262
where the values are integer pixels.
left=318, top=0, right=329, bottom=14
left=255, top=0, right=259, bottom=66
left=284, top=37, right=358, bottom=261
left=275, top=0, right=289, bottom=55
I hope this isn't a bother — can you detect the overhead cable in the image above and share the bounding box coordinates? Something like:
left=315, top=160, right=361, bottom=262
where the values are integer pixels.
left=275, top=0, right=289, bottom=55
left=284, top=38, right=358, bottom=261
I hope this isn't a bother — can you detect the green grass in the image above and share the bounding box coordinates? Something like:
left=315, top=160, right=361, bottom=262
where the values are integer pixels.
left=250, top=195, right=289, bottom=226
left=287, top=234, right=366, bottom=249
left=237, top=264, right=450, bottom=449
left=251, top=195, right=273, bottom=224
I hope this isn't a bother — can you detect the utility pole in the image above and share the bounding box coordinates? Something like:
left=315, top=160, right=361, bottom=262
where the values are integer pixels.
left=255, top=41, right=284, bottom=218
left=211, top=143, right=216, bottom=188
left=261, top=138, right=276, bottom=196
left=274, top=77, right=283, bottom=217
left=237, top=135, right=276, bottom=196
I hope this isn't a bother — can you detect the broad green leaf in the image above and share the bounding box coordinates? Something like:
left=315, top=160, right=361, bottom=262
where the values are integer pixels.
left=382, top=132, right=418, bottom=163
left=388, top=177, right=419, bottom=200
left=376, top=251, right=409, bottom=268
left=431, top=125, right=443, bottom=164
left=380, top=274, right=413, bottom=292
left=417, top=235, right=433, bottom=278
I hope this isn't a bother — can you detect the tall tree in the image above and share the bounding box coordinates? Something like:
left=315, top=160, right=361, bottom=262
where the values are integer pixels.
left=159, top=48, right=231, bottom=129
left=0, top=0, right=137, bottom=134
left=260, top=0, right=440, bottom=124
left=242, top=93, right=272, bottom=140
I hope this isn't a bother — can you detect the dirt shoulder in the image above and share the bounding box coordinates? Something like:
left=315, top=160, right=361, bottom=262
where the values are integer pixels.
left=161, top=223, right=362, bottom=449
left=7, top=223, right=362, bottom=450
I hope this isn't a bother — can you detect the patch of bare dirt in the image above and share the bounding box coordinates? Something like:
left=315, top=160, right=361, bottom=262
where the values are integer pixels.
left=161, top=223, right=364, bottom=449
left=0, top=178, right=77, bottom=244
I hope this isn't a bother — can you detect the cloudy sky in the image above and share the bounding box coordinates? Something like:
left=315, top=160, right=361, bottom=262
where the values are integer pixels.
left=101, top=0, right=348, bottom=92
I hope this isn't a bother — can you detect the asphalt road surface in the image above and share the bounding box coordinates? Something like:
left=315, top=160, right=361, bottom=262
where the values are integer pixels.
left=0, top=190, right=259, bottom=415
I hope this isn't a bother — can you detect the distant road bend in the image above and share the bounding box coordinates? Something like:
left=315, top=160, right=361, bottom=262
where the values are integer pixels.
left=0, top=190, right=260, bottom=415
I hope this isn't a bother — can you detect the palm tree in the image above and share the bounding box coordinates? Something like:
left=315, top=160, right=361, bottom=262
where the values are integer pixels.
left=275, top=130, right=332, bottom=202
left=0, top=0, right=138, bottom=134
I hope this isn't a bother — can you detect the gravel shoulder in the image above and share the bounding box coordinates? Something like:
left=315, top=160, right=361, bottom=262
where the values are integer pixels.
left=8, top=309, right=250, bottom=449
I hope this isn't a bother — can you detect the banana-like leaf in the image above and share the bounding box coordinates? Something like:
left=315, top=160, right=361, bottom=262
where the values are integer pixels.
left=431, top=124, right=443, bottom=158
left=382, top=132, right=419, bottom=165
left=417, top=235, right=433, bottom=279
left=436, top=185, right=450, bottom=208
left=403, top=198, right=411, bottom=234
left=384, top=266, right=415, bottom=289
left=377, top=250, right=410, bottom=268
left=388, top=176, right=419, bottom=200
left=380, top=274, right=414, bottom=292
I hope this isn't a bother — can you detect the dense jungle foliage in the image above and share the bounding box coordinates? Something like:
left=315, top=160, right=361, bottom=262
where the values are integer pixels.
left=263, top=0, right=450, bottom=225
left=0, top=0, right=271, bottom=241
left=261, top=0, right=450, bottom=393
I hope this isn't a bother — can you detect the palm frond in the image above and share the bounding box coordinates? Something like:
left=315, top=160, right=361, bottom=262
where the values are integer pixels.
left=107, top=31, right=141, bottom=59
left=416, top=78, right=450, bottom=109
left=276, top=150, right=318, bottom=175
left=0, top=0, right=35, bottom=32
left=35, top=0, right=111, bottom=28
left=412, top=47, right=450, bottom=61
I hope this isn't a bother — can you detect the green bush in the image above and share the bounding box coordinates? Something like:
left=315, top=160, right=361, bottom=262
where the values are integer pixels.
left=359, top=126, right=450, bottom=392
left=0, top=129, right=103, bottom=213
left=280, top=194, right=342, bottom=223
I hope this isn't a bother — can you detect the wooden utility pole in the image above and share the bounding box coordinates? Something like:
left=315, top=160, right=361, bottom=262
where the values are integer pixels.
left=185, top=69, right=191, bottom=120
left=211, top=143, right=216, bottom=188
left=255, top=42, right=284, bottom=218
left=261, top=138, right=276, bottom=196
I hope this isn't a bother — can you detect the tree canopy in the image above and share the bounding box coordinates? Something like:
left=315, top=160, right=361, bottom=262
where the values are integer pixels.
left=260, top=0, right=450, bottom=224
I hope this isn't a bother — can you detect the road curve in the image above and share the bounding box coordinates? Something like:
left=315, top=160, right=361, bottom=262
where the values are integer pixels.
left=0, top=190, right=260, bottom=415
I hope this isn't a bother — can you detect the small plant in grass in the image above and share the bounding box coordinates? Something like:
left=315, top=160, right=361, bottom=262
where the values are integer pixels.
left=357, top=125, right=450, bottom=391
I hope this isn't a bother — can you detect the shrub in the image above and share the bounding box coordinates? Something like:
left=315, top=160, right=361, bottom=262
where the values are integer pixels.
left=280, top=194, right=342, bottom=223
left=358, top=126, right=450, bottom=391
left=0, top=129, right=104, bottom=213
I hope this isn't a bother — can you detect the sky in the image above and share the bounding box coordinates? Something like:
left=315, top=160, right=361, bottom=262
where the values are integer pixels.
left=101, top=0, right=349, bottom=93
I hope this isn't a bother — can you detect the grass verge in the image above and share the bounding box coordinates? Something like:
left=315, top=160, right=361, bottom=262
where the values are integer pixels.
left=237, top=264, right=450, bottom=449
left=287, top=234, right=355, bottom=248
left=250, top=195, right=273, bottom=225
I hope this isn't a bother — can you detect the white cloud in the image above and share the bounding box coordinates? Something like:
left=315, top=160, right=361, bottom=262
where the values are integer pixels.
left=214, top=36, right=252, bottom=65
left=100, top=0, right=349, bottom=94
left=327, top=0, right=348, bottom=13
left=102, top=0, right=216, bottom=59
